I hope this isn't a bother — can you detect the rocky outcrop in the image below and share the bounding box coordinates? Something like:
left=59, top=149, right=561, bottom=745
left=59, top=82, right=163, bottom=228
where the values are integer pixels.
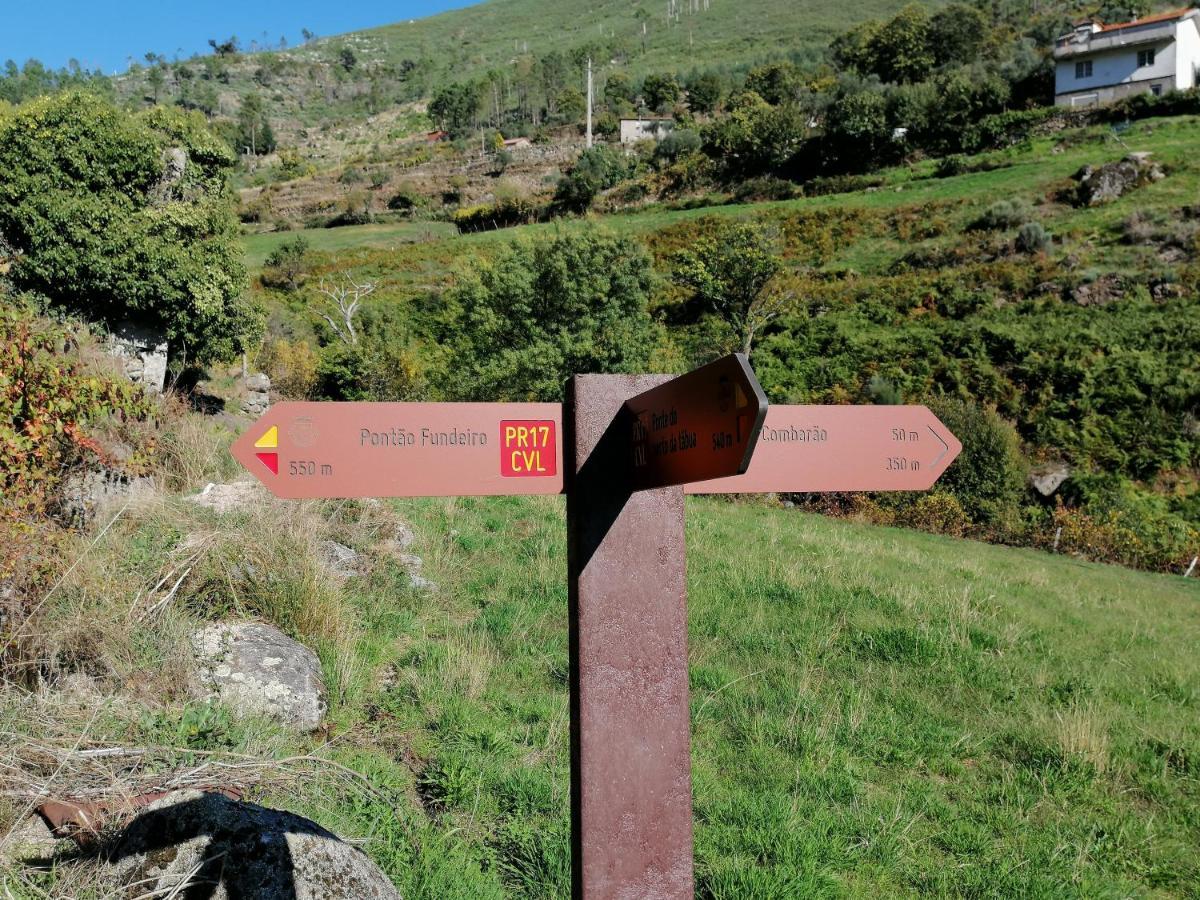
left=61, top=469, right=155, bottom=525
left=1029, top=462, right=1071, bottom=497
left=191, top=623, right=327, bottom=732
left=189, top=479, right=266, bottom=514
left=106, top=790, right=401, bottom=899
left=1073, top=153, right=1164, bottom=207
left=106, top=321, right=169, bottom=394
left=242, top=372, right=272, bottom=418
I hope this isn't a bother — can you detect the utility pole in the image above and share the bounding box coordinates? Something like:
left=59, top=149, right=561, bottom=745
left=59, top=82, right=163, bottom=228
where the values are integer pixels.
left=586, top=57, right=594, bottom=149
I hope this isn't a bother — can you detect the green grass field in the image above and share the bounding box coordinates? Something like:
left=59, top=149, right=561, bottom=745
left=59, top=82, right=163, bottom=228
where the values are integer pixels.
left=249, top=495, right=1200, bottom=897
left=6, top=444, right=1198, bottom=898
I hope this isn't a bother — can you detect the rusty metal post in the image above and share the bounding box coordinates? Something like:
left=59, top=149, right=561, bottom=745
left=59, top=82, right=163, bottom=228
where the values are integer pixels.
left=566, top=375, right=694, bottom=900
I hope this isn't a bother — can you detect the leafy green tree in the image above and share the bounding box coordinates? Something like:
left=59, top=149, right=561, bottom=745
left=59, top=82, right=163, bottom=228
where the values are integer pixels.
left=554, top=145, right=629, bottom=211
left=745, top=62, right=802, bottom=106
left=429, top=81, right=479, bottom=137
left=236, top=93, right=276, bottom=155
left=555, top=86, right=586, bottom=124
left=928, top=4, right=988, bottom=67
left=338, top=47, right=358, bottom=72
left=821, top=88, right=894, bottom=172
left=641, top=72, right=681, bottom=111
left=446, top=231, right=655, bottom=400
left=869, top=5, right=934, bottom=84
left=830, top=21, right=882, bottom=73
left=604, top=71, right=636, bottom=111
left=0, top=92, right=258, bottom=363
left=701, top=93, right=808, bottom=179
left=672, top=219, right=784, bottom=356
left=686, top=72, right=722, bottom=114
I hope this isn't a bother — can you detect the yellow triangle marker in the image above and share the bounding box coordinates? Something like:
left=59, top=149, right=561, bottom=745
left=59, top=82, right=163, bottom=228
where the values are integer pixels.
left=254, top=425, right=278, bottom=450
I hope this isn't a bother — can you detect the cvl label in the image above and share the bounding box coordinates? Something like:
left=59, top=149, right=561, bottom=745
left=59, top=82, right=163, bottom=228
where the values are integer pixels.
left=500, top=420, right=557, bottom=477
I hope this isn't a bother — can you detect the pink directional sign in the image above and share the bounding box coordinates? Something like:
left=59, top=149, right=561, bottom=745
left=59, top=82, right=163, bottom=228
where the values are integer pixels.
left=230, top=402, right=564, bottom=498
left=687, top=405, right=961, bottom=494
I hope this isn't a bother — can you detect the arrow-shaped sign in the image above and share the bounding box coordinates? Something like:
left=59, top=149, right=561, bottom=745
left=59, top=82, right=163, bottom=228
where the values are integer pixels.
left=623, top=353, right=768, bottom=490
left=686, top=405, right=962, bottom=494
left=230, top=402, right=564, bottom=498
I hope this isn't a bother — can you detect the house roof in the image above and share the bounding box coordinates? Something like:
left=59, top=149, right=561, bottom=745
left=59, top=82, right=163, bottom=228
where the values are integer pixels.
left=1098, top=7, right=1196, bottom=32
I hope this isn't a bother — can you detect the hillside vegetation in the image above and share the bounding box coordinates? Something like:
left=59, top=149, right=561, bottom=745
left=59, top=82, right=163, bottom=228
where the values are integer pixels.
left=243, top=112, right=1200, bottom=572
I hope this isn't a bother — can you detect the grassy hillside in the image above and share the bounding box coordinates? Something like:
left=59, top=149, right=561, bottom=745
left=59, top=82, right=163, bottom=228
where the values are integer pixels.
left=336, top=0, right=926, bottom=84
left=6, top=479, right=1197, bottom=897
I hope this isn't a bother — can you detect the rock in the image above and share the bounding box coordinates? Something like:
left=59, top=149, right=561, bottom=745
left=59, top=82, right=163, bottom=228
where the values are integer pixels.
left=61, top=469, right=154, bottom=525
left=1, top=815, right=57, bottom=865
left=189, top=480, right=266, bottom=514
left=1029, top=462, right=1071, bottom=497
left=1071, top=273, right=1125, bottom=307
left=1073, top=153, right=1164, bottom=207
left=107, top=790, right=401, bottom=899
left=191, top=623, right=327, bottom=732
left=320, top=541, right=362, bottom=579
left=242, top=391, right=271, bottom=417
left=393, top=553, right=423, bottom=572
left=106, top=321, right=169, bottom=394
left=408, top=574, right=437, bottom=592
left=246, top=372, right=272, bottom=393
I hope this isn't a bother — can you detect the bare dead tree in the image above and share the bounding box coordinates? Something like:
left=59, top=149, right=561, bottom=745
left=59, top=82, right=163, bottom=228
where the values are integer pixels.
left=316, top=275, right=375, bottom=346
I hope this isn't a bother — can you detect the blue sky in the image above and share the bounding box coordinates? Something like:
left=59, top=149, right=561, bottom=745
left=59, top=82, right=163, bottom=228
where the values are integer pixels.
left=1, top=0, right=478, bottom=74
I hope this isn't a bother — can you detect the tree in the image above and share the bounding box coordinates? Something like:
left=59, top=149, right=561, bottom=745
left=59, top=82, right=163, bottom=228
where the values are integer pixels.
left=447, top=231, right=655, bottom=400
left=554, top=145, right=629, bottom=211
left=316, top=275, right=375, bottom=345
left=301, top=28, right=316, bottom=44
left=642, top=72, right=680, bottom=111
left=0, top=94, right=257, bottom=364
left=745, top=62, right=802, bottom=106
left=429, top=81, right=479, bottom=137
left=701, top=93, right=808, bottom=179
left=207, top=36, right=239, bottom=57
left=604, top=70, right=636, bottom=111
left=686, top=72, right=722, bottom=114
left=338, top=47, right=357, bottom=72
left=928, top=4, right=988, bottom=68
left=261, top=237, right=311, bottom=291
left=147, top=64, right=166, bottom=104
left=672, top=220, right=786, bottom=356
left=555, top=86, right=586, bottom=124
left=237, top=93, right=275, bottom=155
left=821, top=87, right=894, bottom=172
left=867, top=5, right=934, bottom=84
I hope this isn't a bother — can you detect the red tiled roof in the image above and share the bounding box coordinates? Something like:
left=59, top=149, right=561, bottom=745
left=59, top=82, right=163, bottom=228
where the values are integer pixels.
left=1098, top=7, right=1196, bottom=31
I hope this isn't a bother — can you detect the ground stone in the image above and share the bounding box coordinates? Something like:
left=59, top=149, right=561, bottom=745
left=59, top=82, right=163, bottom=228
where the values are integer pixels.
left=1029, top=462, right=1072, bottom=497
left=1074, top=153, right=1164, bottom=206
left=106, top=321, right=169, bottom=394
left=191, top=623, right=327, bottom=732
left=246, top=372, right=272, bottom=393
left=61, top=469, right=155, bottom=525
left=321, top=541, right=362, bottom=579
left=0, top=816, right=58, bottom=866
left=189, top=480, right=267, bottom=514
left=106, top=790, right=401, bottom=899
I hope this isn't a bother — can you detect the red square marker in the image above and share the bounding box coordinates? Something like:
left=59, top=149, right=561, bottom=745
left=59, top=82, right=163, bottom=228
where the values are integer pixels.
left=500, top=420, right=557, bottom=477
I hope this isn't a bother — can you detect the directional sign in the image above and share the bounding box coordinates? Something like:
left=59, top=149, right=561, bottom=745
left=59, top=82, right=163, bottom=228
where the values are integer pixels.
left=687, top=404, right=962, bottom=494
left=230, top=402, right=564, bottom=498
left=624, top=353, right=768, bottom=490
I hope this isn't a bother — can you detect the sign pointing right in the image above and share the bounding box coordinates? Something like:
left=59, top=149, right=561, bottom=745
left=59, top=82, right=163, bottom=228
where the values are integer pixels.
left=687, top=404, right=962, bottom=494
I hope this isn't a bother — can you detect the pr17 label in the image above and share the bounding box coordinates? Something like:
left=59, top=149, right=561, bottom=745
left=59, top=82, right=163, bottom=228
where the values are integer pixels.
left=500, top=420, right=557, bottom=477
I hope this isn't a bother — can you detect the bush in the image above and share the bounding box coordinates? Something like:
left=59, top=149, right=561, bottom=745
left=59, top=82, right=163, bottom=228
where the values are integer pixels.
left=554, top=146, right=629, bottom=212
left=1016, top=222, right=1052, bottom=254
left=0, top=305, right=155, bottom=522
left=926, top=397, right=1026, bottom=528
left=732, top=176, right=797, bottom=203
left=0, top=92, right=258, bottom=363
left=453, top=197, right=543, bottom=233
left=260, top=237, right=311, bottom=291
left=259, top=337, right=319, bottom=399
left=444, top=230, right=655, bottom=400
left=802, top=173, right=885, bottom=197
left=654, top=129, right=702, bottom=165
left=971, top=199, right=1031, bottom=231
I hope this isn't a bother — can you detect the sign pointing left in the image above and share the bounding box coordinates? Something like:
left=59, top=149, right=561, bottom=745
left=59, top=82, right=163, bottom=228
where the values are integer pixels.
left=230, top=402, right=564, bottom=498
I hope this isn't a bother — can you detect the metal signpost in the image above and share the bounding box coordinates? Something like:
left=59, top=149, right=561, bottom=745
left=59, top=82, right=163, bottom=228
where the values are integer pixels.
left=232, top=353, right=962, bottom=900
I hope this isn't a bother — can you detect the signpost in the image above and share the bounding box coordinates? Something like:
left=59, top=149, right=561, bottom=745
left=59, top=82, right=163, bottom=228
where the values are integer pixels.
left=233, top=354, right=961, bottom=899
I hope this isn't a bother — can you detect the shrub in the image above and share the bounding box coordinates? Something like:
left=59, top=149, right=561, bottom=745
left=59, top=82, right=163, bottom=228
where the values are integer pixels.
left=387, top=184, right=421, bottom=211
left=654, top=129, right=702, bottom=165
left=971, top=199, right=1031, bottom=231
left=554, top=146, right=629, bottom=212
left=444, top=230, right=655, bottom=400
left=935, top=155, right=970, bottom=178
left=0, top=305, right=155, bottom=522
left=260, top=237, right=311, bottom=291
left=259, top=337, right=319, bottom=399
left=732, top=176, right=797, bottom=203
left=926, top=397, right=1026, bottom=528
left=452, top=197, right=543, bottom=233
left=802, top=173, right=885, bottom=197
left=1016, top=222, right=1052, bottom=254
left=0, top=92, right=258, bottom=363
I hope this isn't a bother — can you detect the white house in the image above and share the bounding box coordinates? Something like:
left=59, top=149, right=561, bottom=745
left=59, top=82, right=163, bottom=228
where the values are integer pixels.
left=619, top=117, right=676, bottom=144
left=1054, top=7, right=1200, bottom=107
